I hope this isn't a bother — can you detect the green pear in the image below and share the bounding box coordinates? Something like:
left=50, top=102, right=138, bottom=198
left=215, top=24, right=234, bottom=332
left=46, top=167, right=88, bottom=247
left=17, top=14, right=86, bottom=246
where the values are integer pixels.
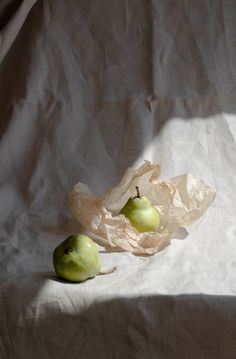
left=120, top=186, right=160, bottom=233
left=53, top=234, right=101, bottom=282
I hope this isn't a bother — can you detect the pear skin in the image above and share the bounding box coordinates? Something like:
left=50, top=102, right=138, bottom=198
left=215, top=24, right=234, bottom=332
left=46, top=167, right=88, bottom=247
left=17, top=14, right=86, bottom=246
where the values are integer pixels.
left=120, top=187, right=160, bottom=233
left=53, top=234, right=101, bottom=282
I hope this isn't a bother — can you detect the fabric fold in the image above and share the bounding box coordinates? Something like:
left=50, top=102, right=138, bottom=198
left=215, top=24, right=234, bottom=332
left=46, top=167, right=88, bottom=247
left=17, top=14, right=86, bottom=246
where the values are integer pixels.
left=0, top=0, right=37, bottom=63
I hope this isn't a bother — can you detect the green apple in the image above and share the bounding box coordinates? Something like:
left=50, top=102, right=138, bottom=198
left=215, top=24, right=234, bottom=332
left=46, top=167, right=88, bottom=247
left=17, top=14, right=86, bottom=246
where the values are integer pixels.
left=119, top=186, right=160, bottom=233
left=53, top=234, right=101, bottom=282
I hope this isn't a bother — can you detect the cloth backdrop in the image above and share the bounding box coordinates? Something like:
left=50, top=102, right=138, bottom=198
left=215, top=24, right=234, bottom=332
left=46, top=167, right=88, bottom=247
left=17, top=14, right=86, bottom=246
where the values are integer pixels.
left=0, top=1, right=236, bottom=358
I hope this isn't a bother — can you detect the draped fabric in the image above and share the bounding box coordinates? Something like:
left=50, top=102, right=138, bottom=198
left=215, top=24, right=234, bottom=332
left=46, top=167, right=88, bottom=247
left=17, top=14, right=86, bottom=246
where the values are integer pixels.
left=1, top=1, right=236, bottom=358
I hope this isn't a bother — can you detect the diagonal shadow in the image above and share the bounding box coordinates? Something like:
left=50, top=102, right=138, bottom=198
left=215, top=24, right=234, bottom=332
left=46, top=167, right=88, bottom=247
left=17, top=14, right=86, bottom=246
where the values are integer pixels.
left=0, top=2, right=236, bottom=358
left=0, top=0, right=23, bottom=31
left=0, top=0, right=235, bottom=273
left=1, top=273, right=236, bottom=359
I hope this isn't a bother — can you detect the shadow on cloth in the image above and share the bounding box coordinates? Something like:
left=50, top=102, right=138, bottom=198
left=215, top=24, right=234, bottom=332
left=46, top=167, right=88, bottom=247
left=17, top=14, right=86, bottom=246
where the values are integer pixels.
left=1, top=272, right=236, bottom=359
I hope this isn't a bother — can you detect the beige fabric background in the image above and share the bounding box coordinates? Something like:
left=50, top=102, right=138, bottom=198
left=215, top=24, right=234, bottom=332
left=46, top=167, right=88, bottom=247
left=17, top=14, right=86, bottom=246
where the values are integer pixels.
left=0, top=1, right=236, bottom=358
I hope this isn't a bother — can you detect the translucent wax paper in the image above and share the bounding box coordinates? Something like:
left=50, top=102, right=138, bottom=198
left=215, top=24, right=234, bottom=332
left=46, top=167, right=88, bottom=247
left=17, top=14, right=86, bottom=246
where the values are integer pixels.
left=69, top=161, right=216, bottom=255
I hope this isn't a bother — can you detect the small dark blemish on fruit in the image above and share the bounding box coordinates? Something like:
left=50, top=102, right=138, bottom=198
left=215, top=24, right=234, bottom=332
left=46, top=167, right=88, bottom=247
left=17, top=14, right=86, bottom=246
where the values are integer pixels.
left=64, top=247, right=73, bottom=255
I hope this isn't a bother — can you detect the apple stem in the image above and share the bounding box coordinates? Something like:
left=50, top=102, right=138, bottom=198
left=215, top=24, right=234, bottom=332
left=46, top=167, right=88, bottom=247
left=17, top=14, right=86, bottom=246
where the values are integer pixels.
left=135, top=186, right=140, bottom=198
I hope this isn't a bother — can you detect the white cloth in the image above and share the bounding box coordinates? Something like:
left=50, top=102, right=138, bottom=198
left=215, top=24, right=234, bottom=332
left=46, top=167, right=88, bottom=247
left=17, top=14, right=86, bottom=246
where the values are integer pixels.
left=0, top=1, right=236, bottom=358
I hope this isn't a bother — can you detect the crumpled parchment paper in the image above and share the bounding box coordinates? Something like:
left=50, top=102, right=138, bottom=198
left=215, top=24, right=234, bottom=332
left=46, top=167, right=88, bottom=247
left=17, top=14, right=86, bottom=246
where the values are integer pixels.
left=69, top=161, right=216, bottom=255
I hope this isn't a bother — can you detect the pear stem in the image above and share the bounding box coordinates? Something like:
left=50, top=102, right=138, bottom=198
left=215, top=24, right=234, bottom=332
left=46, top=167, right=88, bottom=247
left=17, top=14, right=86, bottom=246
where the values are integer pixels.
left=134, top=186, right=140, bottom=199
left=98, top=266, right=117, bottom=275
